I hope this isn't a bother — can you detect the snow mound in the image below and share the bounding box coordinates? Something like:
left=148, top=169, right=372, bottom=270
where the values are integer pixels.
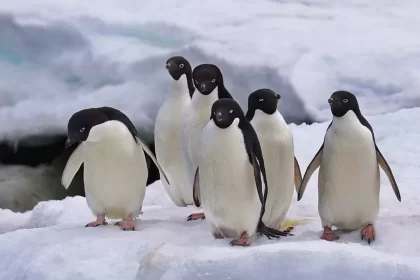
left=1, top=107, right=420, bottom=279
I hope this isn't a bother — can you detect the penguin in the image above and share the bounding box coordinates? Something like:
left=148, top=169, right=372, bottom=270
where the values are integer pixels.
left=245, top=89, right=302, bottom=230
left=61, top=106, right=170, bottom=231
left=297, top=90, right=401, bottom=243
left=193, top=98, right=290, bottom=246
left=180, top=63, right=233, bottom=221
left=154, top=56, right=195, bottom=207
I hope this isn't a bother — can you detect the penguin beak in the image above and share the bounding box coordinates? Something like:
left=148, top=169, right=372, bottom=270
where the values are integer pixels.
left=275, top=94, right=281, bottom=100
left=165, top=63, right=171, bottom=70
left=65, top=137, right=76, bottom=148
left=200, top=83, right=206, bottom=92
left=215, top=110, right=225, bottom=122
left=328, top=97, right=334, bottom=104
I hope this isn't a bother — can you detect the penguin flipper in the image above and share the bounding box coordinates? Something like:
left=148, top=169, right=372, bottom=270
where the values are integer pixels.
left=193, top=167, right=201, bottom=207
left=61, top=144, right=84, bottom=190
left=376, top=146, right=401, bottom=202
left=298, top=144, right=323, bottom=201
left=250, top=146, right=265, bottom=206
left=135, top=136, right=170, bottom=186
left=294, top=156, right=303, bottom=194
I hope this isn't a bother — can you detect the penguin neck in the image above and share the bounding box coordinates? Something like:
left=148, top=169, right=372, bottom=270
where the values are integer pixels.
left=87, top=121, right=131, bottom=143
left=252, top=109, right=287, bottom=130
left=170, top=75, right=190, bottom=100
left=331, top=110, right=361, bottom=130
left=192, top=86, right=219, bottom=108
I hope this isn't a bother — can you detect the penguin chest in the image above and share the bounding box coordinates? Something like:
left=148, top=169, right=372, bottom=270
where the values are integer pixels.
left=82, top=139, right=147, bottom=218
left=154, top=96, right=192, bottom=202
left=198, top=123, right=261, bottom=236
left=319, top=117, right=380, bottom=229
left=181, top=105, right=212, bottom=163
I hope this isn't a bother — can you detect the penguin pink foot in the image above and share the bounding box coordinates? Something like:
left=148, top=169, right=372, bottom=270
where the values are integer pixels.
left=321, top=226, right=339, bottom=241
left=187, top=212, right=205, bottom=221
left=361, top=224, right=376, bottom=244
left=115, top=216, right=136, bottom=231
left=213, top=233, right=224, bottom=239
left=85, top=214, right=107, bottom=227
left=230, top=231, right=250, bottom=246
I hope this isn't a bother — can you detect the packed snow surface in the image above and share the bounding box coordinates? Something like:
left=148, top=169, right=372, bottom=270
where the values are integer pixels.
left=1, top=0, right=420, bottom=141
left=1, top=107, right=419, bottom=279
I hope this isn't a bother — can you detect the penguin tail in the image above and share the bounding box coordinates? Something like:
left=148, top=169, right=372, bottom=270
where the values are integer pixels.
left=257, top=221, right=291, bottom=239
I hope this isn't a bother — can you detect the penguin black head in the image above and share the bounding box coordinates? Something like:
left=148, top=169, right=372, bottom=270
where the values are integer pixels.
left=165, top=56, right=192, bottom=81
left=165, top=56, right=195, bottom=96
left=65, top=108, right=107, bottom=148
left=211, top=98, right=244, bottom=129
left=192, top=64, right=224, bottom=95
left=328, top=90, right=360, bottom=118
left=246, top=88, right=280, bottom=120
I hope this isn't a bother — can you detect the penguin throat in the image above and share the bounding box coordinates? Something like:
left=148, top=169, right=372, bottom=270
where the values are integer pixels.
left=192, top=86, right=219, bottom=108
left=170, top=75, right=190, bottom=98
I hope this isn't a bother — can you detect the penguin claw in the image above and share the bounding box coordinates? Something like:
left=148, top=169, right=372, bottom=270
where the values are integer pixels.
left=187, top=212, right=206, bottom=221
left=230, top=232, right=250, bottom=246
left=85, top=220, right=107, bottom=227
left=360, top=224, right=376, bottom=244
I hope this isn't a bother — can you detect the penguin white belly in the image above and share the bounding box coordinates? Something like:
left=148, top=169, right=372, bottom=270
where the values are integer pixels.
left=155, top=94, right=192, bottom=206
left=83, top=136, right=147, bottom=219
left=318, top=114, right=379, bottom=231
left=181, top=92, right=218, bottom=184
left=251, top=111, right=295, bottom=228
left=198, top=121, right=261, bottom=238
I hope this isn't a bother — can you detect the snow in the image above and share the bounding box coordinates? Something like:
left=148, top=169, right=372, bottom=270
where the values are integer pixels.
left=1, top=107, right=420, bottom=279
left=1, top=0, right=420, bottom=141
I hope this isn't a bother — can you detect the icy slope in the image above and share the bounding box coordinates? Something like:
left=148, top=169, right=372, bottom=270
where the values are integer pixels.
left=0, top=107, right=419, bottom=280
left=1, top=0, right=420, bottom=140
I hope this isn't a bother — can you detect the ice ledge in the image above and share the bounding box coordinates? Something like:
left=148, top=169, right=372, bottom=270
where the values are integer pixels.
left=137, top=241, right=420, bottom=280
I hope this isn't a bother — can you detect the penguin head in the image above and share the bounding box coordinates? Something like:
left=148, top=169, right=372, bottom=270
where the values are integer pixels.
left=211, top=98, right=244, bottom=129
left=65, top=108, right=107, bottom=148
left=165, top=56, right=192, bottom=81
left=328, top=90, right=359, bottom=117
left=192, top=64, right=223, bottom=95
left=247, top=88, right=280, bottom=116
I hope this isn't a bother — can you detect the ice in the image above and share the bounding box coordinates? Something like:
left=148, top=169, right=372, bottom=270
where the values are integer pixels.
left=1, top=107, right=419, bottom=279
left=1, top=0, right=420, bottom=141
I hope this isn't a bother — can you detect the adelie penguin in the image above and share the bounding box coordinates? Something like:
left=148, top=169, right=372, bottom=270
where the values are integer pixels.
left=193, top=98, right=289, bottom=246
left=180, top=63, right=233, bottom=221
left=154, top=56, right=195, bottom=207
left=246, top=89, right=302, bottom=231
left=297, top=91, right=401, bottom=243
left=61, top=107, right=170, bottom=231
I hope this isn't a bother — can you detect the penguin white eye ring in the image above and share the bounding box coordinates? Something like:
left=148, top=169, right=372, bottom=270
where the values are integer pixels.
left=343, top=99, right=348, bottom=103
left=229, top=109, right=233, bottom=113
left=259, top=98, right=264, bottom=101
left=80, top=127, right=85, bottom=132
left=195, top=80, right=198, bottom=84
left=179, top=63, right=184, bottom=68
left=211, top=79, right=216, bottom=83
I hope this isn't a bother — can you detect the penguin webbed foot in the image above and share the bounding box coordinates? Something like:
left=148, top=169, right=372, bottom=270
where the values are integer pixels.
left=230, top=232, right=250, bottom=247
left=360, top=224, right=376, bottom=244
left=321, top=226, right=339, bottom=241
left=85, top=214, right=107, bottom=227
left=187, top=212, right=206, bottom=221
left=114, top=216, right=136, bottom=231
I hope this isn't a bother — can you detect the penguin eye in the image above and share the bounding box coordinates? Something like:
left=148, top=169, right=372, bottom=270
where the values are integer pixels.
left=259, top=98, right=264, bottom=101
left=229, top=109, right=233, bottom=113
left=343, top=99, right=348, bottom=103
left=211, top=79, right=216, bottom=83
left=80, top=127, right=85, bottom=132
left=179, top=63, right=184, bottom=68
